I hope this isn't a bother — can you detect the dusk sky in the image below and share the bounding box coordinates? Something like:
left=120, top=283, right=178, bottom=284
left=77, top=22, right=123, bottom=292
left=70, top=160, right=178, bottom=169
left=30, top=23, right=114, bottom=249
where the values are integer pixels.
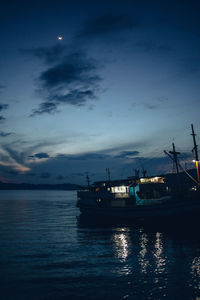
left=0, top=0, right=200, bottom=184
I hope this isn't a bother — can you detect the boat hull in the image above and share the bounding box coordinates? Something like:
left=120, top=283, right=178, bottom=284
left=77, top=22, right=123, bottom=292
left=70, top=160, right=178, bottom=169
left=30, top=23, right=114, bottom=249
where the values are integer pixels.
left=78, top=197, right=200, bottom=219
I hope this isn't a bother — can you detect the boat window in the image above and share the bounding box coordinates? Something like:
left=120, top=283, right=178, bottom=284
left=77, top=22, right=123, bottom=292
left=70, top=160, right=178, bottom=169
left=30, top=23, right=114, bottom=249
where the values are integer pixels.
left=111, top=186, right=128, bottom=193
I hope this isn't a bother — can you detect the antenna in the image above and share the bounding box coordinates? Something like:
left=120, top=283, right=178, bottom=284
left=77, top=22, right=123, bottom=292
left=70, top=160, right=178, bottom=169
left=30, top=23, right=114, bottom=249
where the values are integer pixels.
left=86, top=172, right=90, bottom=186
left=134, top=169, right=140, bottom=178
left=169, top=143, right=180, bottom=174
left=142, top=167, right=147, bottom=178
left=106, top=168, right=111, bottom=181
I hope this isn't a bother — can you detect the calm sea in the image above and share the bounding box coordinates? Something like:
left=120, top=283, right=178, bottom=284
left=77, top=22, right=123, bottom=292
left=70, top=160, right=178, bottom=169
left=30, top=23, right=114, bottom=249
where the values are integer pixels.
left=0, top=190, right=200, bottom=300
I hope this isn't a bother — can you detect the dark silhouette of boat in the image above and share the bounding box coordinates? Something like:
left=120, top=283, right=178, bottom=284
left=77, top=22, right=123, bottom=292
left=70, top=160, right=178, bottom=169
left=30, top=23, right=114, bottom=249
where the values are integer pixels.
left=77, top=124, right=200, bottom=220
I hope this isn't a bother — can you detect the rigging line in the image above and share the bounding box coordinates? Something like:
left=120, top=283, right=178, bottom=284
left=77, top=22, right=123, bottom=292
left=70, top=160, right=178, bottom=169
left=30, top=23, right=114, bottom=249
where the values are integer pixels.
left=179, top=164, right=199, bottom=186
left=164, top=151, right=199, bottom=185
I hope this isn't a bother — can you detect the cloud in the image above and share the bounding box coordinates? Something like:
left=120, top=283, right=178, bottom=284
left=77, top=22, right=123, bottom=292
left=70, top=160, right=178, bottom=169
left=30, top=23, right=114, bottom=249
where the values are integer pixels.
left=2, top=146, right=25, bottom=165
left=32, top=89, right=98, bottom=115
left=131, top=101, right=162, bottom=110
left=0, top=137, right=178, bottom=184
left=0, top=146, right=30, bottom=174
left=56, top=152, right=109, bottom=161
left=21, top=44, right=65, bottom=65
left=144, top=103, right=158, bottom=110
left=0, top=131, right=12, bottom=137
left=0, top=159, right=30, bottom=173
left=56, top=175, right=68, bottom=180
left=0, top=103, right=9, bottom=121
left=29, top=152, right=50, bottom=159
left=0, top=116, right=6, bottom=122
left=78, top=13, right=137, bottom=39
left=115, top=150, right=140, bottom=159
left=31, top=102, right=58, bottom=115
left=38, top=51, right=100, bottom=88
left=0, top=104, right=8, bottom=111
left=30, top=49, right=102, bottom=115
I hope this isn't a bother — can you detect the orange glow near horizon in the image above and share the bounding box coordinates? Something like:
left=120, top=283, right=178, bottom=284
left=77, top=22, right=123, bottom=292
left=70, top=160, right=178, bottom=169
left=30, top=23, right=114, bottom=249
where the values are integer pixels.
left=196, top=161, right=200, bottom=185
left=0, top=161, right=30, bottom=173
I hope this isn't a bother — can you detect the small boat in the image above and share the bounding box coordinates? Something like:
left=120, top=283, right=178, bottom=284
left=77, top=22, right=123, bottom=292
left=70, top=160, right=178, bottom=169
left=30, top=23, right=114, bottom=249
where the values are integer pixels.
left=77, top=176, right=200, bottom=219
left=77, top=124, right=200, bottom=220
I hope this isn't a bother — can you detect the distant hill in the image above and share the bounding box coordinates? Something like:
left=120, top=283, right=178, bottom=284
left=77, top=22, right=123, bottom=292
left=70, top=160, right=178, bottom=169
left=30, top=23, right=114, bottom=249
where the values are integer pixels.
left=0, top=169, right=197, bottom=191
left=0, top=182, right=80, bottom=190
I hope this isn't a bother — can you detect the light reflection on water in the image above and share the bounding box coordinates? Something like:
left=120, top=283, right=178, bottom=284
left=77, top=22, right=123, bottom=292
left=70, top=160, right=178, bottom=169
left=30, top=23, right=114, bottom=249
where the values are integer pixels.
left=0, top=190, right=200, bottom=300
left=191, top=257, right=200, bottom=291
left=154, top=232, right=166, bottom=274
left=191, top=257, right=200, bottom=276
left=112, top=228, right=132, bottom=275
left=138, top=232, right=149, bottom=274
left=112, top=228, right=130, bottom=260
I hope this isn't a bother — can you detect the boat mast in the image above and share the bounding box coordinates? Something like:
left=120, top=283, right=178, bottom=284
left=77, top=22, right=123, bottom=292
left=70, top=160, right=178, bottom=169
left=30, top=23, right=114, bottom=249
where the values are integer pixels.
left=164, top=143, right=181, bottom=190
left=142, top=167, right=147, bottom=178
left=169, top=143, right=180, bottom=175
left=134, top=169, right=140, bottom=178
left=86, top=173, right=90, bottom=186
left=106, top=168, right=111, bottom=181
left=191, top=124, right=200, bottom=185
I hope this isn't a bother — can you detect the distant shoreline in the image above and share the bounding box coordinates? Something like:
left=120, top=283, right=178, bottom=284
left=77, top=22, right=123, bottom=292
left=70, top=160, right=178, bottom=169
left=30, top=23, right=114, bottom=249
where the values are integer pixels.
left=0, top=169, right=197, bottom=191
left=0, top=182, right=79, bottom=191
left=0, top=188, right=77, bottom=191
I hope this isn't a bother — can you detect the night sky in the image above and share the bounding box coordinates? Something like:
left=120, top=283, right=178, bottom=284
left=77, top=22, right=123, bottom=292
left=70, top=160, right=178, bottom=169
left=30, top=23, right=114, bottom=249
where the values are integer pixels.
left=0, top=0, right=200, bottom=184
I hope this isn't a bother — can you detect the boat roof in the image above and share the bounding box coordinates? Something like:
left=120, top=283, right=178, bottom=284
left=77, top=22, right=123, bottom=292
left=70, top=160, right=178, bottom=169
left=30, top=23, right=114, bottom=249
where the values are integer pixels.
left=93, top=178, right=136, bottom=187
left=93, top=176, right=165, bottom=187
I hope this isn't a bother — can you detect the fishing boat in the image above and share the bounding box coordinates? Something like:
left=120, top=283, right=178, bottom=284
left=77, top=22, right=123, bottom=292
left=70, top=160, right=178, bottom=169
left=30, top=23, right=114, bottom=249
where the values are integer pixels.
left=77, top=176, right=200, bottom=219
left=77, top=124, right=200, bottom=219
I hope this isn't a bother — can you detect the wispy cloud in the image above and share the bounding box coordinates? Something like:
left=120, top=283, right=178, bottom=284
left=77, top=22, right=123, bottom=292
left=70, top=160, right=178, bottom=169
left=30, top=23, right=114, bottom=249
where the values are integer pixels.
left=29, top=152, right=50, bottom=159
left=114, top=150, right=140, bottom=159
left=0, top=146, right=30, bottom=174
left=0, top=116, right=6, bottom=122
left=21, top=44, right=65, bottom=65
left=0, top=103, right=9, bottom=121
left=0, top=160, right=30, bottom=173
left=0, top=104, right=9, bottom=111
left=131, top=96, right=168, bottom=110
left=56, top=175, right=68, bottom=180
left=55, top=152, right=109, bottom=161
left=22, top=14, right=138, bottom=116
left=25, top=47, right=102, bottom=115
left=0, top=131, right=13, bottom=137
